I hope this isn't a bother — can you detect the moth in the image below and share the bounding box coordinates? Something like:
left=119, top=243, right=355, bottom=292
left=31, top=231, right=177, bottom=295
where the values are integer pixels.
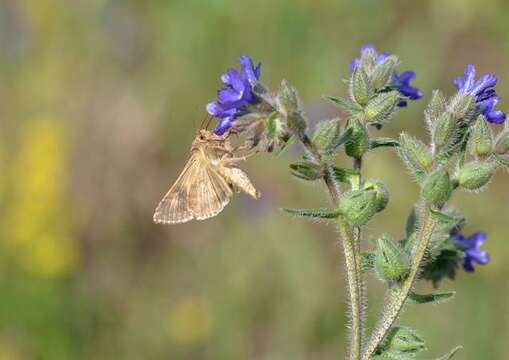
left=153, top=129, right=260, bottom=224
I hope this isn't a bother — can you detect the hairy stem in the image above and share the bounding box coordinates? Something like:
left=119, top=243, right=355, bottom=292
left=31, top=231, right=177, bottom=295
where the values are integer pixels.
left=298, top=131, right=362, bottom=359
left=361, top=206, right=436, bottom=359
left=352, top=157, right=365, bottom=349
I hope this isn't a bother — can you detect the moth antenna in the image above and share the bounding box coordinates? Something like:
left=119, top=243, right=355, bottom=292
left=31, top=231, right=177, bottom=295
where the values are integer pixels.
left=199, top=114, right=210, bottom=130
left=204, top=115, right=214, bottom=130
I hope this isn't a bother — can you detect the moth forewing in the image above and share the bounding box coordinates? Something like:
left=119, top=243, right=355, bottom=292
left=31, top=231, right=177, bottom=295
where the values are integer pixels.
left=153, top=154, right=199, bottom=224
left=187, top=157, right=233, bottom=220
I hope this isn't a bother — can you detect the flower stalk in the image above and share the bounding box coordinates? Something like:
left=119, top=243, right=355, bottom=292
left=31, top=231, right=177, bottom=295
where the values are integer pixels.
left=362, top=205, right=436, bottom=359
left=298, top=129, right=363, bottom=360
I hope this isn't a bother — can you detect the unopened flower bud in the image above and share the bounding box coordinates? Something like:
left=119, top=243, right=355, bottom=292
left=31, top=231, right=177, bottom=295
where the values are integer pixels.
left=433, top=112, right=457, bottom=148
left=421, top=169, right=453, bottom=206
left=312, top=119, right=341, bottom=151
left=345, top=118, right=370, bottom=158
left=374, top=235, right=410, bottom=281
left=448, top=92, right=476, bottom=120
left=277, top=80, right=306, bottom=133
left=371, top=56, right=397, bottom=90
left=364, top=179, right=389, bottom=212
left=364, top=91, right=400, bottom=122
left=350, top=67, right=372, bottom=106
left=458, top=161, right=495, bottom=190
left=425, top=90, right=446, bottom=125
left=468, top=115, right=493, bottom=157
left=339, top=189, right=378, bottom=226
left=399, top=133, right=433, bottom=171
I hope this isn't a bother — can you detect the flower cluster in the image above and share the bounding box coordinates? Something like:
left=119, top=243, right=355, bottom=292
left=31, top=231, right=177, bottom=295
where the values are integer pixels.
left=454, top=231, right=490, bottom=272
left=206, top=55, right=261, bottom=135
left=350, top=44, right=422, bottom=107
left=454, top=64, right=506, bottom=124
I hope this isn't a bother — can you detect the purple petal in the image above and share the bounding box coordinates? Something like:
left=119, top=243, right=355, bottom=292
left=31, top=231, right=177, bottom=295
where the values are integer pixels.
left=206, top=101, right=224, bottom=117
left=397, top=70, right=416, bottom=83
left=376, top=52, right=390, bottom=64
left=486, top=110, right=506, bottom=124
left=239, top=55, right=260, bottom=84
left=463, top=258, right=475, bottom=272
left=468, top=249, right=490, bottom=264
left=461, top=64, right=477, bottom=92
left=218, top=87, right=242, bottom=103
left=360, top=43, right=376, bottom=54
left=350, top=58, right=361, bottom=72
left=471, top=74, right=497, bottom=97
left=214, top=117, right=234, bottom=135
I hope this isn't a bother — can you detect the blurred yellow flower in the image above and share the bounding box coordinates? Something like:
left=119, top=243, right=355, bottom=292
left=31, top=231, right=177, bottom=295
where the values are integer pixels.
left=168, top=296, right=213, bottom=346
left=2, top=119, right=79, bottom=278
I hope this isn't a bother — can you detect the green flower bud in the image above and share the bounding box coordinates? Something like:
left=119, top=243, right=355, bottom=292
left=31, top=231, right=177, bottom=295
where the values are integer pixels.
left=468, top=115, right=493, bottom=157
left=433, top=112, right=457, bottom=148
left=399, top=133, right=433, bottom=171
left=371, top=56, right=397, bottom=90
left=345, top=117, right=370, bottom=158
left=458, top=161, right=494, bottom=190
left=339, top=189, right=378, bottom=226
left=448, top=92, right=476, bottom=121
left=364, top=179, right=389, bottom=212
left=266, top=113, right=290, bottom=145
left=421, top=169, right=453, bottom=206
left=350, top=67, right=372, bottom=106
left=495, top=130, right=509, bottom=154
left=364, top=91, right=400, bottom=123
left=374, top=235, right=410, bottom=281
left=425, top=90, right=446, bottom=126
left=311, top=119, right=341, bottom=151
left=277, top=80, right=306, bottom=133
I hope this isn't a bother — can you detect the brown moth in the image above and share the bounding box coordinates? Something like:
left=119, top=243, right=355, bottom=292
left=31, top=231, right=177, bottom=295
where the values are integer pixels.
left=153, top=129, right=260, bottom=224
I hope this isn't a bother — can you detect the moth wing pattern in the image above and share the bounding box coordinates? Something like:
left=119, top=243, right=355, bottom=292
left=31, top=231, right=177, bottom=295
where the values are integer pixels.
left=153, top=155, right=200, bottom=224
left=187, top=159, right=234, bottom=220
left=219, top=165, right=261, bottom=200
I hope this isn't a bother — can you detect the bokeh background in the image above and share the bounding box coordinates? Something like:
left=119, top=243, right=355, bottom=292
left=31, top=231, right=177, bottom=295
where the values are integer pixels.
left=1, top=0, right=508, bottom=359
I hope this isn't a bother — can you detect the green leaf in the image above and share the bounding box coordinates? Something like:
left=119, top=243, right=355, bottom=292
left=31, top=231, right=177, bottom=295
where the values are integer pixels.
left=370, top=137, right=400, bottom=149
left=429, top=208, right=464, bottom=228
left=282, top=208, right=340, bottom=219
left=407, top=291, right=455, bottom=305
left=325, top=95, right=363, bottom=113
left=377, top=326, right=426, bottom=358
left=323, top=126, right=354, bottom=155
left=276, top=134, right=297, bottom=156
left=331, top=166, right=360, bottom=184
left=290, top=162, right=323, bottom=181
left=405, top=207, right=418, bottom=237
left=435, top=346, right=462, bottom=360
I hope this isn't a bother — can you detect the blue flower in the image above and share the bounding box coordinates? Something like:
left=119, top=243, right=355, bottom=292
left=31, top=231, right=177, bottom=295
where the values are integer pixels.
left=454, top=232, right=490, bottom=272
left=454, top=64, right=506, bottom=124
left=350, top=44, right=422, bottom=107
left=392, top=71, right=423, bottom=107
left=207, top=55, right=261, bottom=135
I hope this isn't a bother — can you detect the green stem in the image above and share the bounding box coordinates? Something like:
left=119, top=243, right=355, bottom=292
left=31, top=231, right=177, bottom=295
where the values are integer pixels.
left=298, top=131, right=362, bottom=359
left=337, top=214, right=362, bottom=360
left=361, top=205, right=436, bottom=359
left=352, top=157, right=365, bottom=349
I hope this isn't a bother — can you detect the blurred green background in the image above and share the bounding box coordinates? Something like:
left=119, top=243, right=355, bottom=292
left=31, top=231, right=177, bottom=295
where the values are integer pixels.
left=0, top=0, right=508, bottom=359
